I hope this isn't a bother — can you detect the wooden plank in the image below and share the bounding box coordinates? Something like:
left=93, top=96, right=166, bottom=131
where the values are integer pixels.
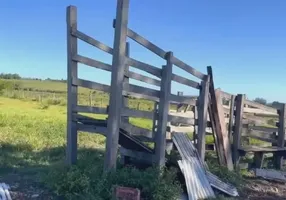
left=171, top=74, right=200, bottom=89
left=126, top=71, right=161, bottom=86
left=168, top=114, right=195, bottom=125
left=127, top=28, right=166, bottom=59
left=71, top=29, right=113, bottom=54
left=72, top=78, right=110, bottom=92
left=197, top=75, right=210, bottom=161
left=126, top=57, right=162, bottom=78
left=121, top=107, right=154, bottom=119
left=75, top=105, right=107, bottom=114
left=245, top=99, right=278, bottom=114
left=242, top=130, right=276, bottom=140
left=215, top=89, right=234, bottom=170
left=104, top=0, right=129, bottom=171
left=171, top=56, right=206, bottom=80
left=77, top=123, right=107, bottom=135
left=255, top=168, right=286, bottom=182
left=123, top=82, right=160, bottom=99
left=120, top=122, right=153, bottom=139
left=122, top=42, right=130, bottom=124
left=249, top=126, right=278, bottom=133
left=275, top=104, right=286, bottom=169
left=239, top=146, right=286, bottom=152
left=233, top=94, right=245, bottom=169
left=73, top=54, right=112, bottom=72
left=253, top=152, right=265, bottom=168
left=193, top=106, right=198, bottom=146
left=66, top=6, right=78, bottom=165
left=122, top=91, right=159, bottom=102
left=228, top=95, right=235, bottom=139
left=169, top=94, right=197, bottom=105
left=154, top=52, right=173, bottom=167
left=206, top=66, right=227, bottom=167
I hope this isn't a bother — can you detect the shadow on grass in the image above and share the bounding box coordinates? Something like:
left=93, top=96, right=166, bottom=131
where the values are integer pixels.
left=0, top=143, right=182, bottom=200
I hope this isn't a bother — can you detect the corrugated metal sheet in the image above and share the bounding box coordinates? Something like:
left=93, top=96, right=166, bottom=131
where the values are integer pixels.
left=173, top=133, right=215, bottom=199
left=206, top=171, right=239, bottom=197
left=173, top=132, right=239, bottom=198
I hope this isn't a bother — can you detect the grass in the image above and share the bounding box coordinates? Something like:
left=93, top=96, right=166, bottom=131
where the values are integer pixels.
left=0, top=97, right=182, bottom=199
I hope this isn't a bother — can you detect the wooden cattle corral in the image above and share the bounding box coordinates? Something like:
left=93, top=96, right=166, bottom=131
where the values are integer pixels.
left=66, top=0, right=212, bottom=171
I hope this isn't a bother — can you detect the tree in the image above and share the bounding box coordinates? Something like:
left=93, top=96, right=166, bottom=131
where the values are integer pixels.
left=253, top=97, right=267, bottom=105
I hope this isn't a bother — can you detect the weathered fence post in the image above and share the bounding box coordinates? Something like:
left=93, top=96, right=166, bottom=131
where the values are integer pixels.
left=233, top=94, right=245, bottom=169
left=66, top=6, right=78, bottom=165
left=104, top=0, right=129, bottom=171
left=197, top=75, right=210, bottom=161
left=154, top=51, right=173, bottom=167
left=122, top=42, right=130, bottom=124
left=275, top=103, right=286, bottom=169
left=228, top=95, right=236, bottom=140
left=193, top=105, right=198, bottom=146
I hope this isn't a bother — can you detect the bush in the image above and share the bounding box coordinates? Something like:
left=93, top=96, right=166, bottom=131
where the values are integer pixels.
left=44, top=162, right=182, bottom=200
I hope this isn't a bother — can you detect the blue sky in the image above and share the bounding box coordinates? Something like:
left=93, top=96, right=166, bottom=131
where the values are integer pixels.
left=0, top=0, right=286, bottom=102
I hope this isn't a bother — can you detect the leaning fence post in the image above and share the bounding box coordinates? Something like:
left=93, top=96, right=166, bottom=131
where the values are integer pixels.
left=233, top=94, right=245, bottom=169
left=104, top=0, right=129, bottom=171
left=154, top=51, right=173, bottom=167
left=66, top=6, right=78, bottom=165
left=197, top=75, right=210, bottom=161
left=275, top=104, right=286, bottom=169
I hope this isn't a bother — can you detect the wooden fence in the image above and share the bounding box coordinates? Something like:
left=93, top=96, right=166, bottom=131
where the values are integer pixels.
left=66, top=0, right=211, bottom=171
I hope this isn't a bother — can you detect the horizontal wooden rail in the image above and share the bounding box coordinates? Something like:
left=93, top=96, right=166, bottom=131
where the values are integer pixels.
left=121, top=107, right=155, bottom=120
left=126, top=71, right=161, bottom=87
left=241, top=131, right=276, bottom=144
left=126, top=57, right=161, bottom=78
left=242, top=129, right=276, bottom=139
left=75, top=105, right=107, bottom=114
left=72, top=78, right=111, bottom=92
left=245, top=100, right=278, bottom=114
left=73, top=55, right=112, bottom=72
left=127, top=28, right=166, bottom=59
left=168, top=114, right=195, bottom=125
left=120, top=122, right=154, bottom=139
left=172, top=74, right=200, bottom=89
left=123, top=82, right=160, bottom=99
left=77, top=123, right=108, bottom=135
left=71, top=28, right=113, bottom=54
left=122, top=91, right=159, bottom=102
left=169, top=94, right=197, bottom=105
left=248, top=126, right=278, bottom=133
left=120, top=147, right=154, bottom=164
left=171, top=56, right=206, bottom=80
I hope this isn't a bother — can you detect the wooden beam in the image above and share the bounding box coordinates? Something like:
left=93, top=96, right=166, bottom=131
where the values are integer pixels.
left=122, top=42, right=130, bottom=124
left=71, top=29, right=113, bottom=54
left=233, top=94, right=245, bottom=169
left=126, top=71, right=161, bottom=87
left=168, top=114, right=195, bottom=125
left=154, top=52, right=173, bottom=167
left=121, top=107, right=154, bottom=119
left=169, top=94, right=197, bottom=105
left=75, top=105, right=107, bottom=114
left=66, top=5, right=78, bottom=165
left=171, top=74, right=200, bottom=89
left=197, top=75, right=210, bottom=161
left=104, top=0, right=129, bottom=171
left=72, top=78, right=110, bottom=93
left=215, top=89, right=234, bottom=170
left=77, top=123, right=108, bottom=135
left=228, top=95, right=235, bottom=140
left=126, top=57, right=162, bottom=78
left=123, top=82, right=160, bottom=99
left=244, top=100, right=278, bottom=114
left=120, top=122, right=153, bottom=139
left=73, top=54, right=112, bottom=72
left=171, top=56, right=206, bottom=80
left=275, top=104, right=286, bottom=169
left=127, top=28, right=166, bottom=59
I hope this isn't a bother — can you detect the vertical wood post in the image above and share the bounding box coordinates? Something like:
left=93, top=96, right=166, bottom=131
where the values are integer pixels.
left=66, top=6, right=78, bottom=165
left=275, top=104, right=286, bottom=169
left=104, top=0, right=129, bottom=171
left=193, top=105, right=198, bottom=146
left=233, top=94, right=245, bottom=169
left=197, top=75, right=210, bottom=161
left=228, top=95, right=236, bottom=141
left=122, top=42, right=130, bottom=124
left=154, top=52, right=173, bottom=167
left=152, top=102, right=159, bottom=139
